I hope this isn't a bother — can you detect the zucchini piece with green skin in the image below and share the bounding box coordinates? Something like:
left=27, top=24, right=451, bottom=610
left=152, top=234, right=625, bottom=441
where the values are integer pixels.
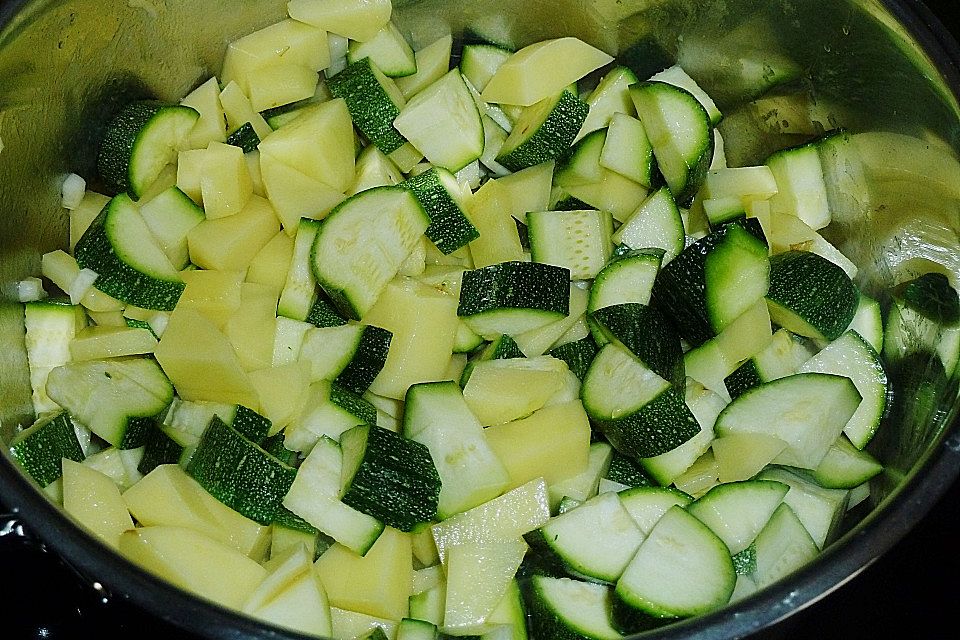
left=590, top=303, right=684, bottom=387
left=397, top=618, right=439, bottom=640
left=137, top=423, right=186, bottom=475
left=311, top=186, right=430, bottom=320
left=575, top=65, right=638, bottom=143
left=588, top=249, right=662, bottom=313
left=225, top=122, right=261, bottom=153
left=548, top=335, right=599, bottom=381
left=723, top=328, right=816, bottom=399
left=328, top=57, right=408, bottom=154
left=496, top=90, right=590, bottom=172
left=715, top=373, right=862, bottom=470
left=186, top=415, right=297, bottom=525
left=605, top=452, right=655, bottom=489
left=650, top=218, right=769, bottom=347
left=765, top=250, right=859, bottom=343
left=600, top=112, right=657, bottom=188
left=611, top=187, right=684, bottom=266
left=458, top=261, right=571, bottom=338
left=765, top=142, right=831, bottom=231
left=748, top=502, right=819, bottom=589
left=98, top=100, right=199, bottom=198
left=306, top=296, right=348, bottom=328
left=9, top=410, right=85, bottom=487
left=527, top=209, right=614, bottom=281
left=339, top=424, right=442, bottom=532
left=532, top=491, right=645, bottom=583
left=23, top=299, right=87, bottom=415
left=393, top=69, right=485, bottom=172
left=629, top=81, right=713, bottom=206
left=46, top=357, right=173, bottom=449
left=615, top=505, right=735, bottom=619
left=460, top=43, right=513, bottom=93
left=582, top=342, right=701, bottom=459
left=347, top=21, right=417, bottom=78
left=74, top=193, right=185, bottom=312
left=279, top=217, right=323, bottom=322
left=807, top=435, right=883, bottom=489
left=685, top=480, right=790, bottom=555
left=282, top=436, right=385, bottom=556
left=139, top=186, right=204, bottom=271
left=335, top=324, right=393, bottom=396
left=524, top=576, right=623, bottom=640
left=798, top=330, right=888, bottom=450
left=284, top=380, right=379, bottom=454
left=403, top=381, right=511, bottom=519
left=617, top=486, right=692, bottom=535
left=404, top=167, right=480, bottom=254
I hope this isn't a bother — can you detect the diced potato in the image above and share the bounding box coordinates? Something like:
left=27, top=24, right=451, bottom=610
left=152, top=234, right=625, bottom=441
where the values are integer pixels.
left=363, top=277, right=460, bottom=400
left=221, top=18, right=330, bottom=94
left=176, top=269, right=244, bottom=329
left=180, top=76, right=227, bottom=149
left=315, top=526, right=413, bottom=621
left=187, top=195, right=280, bottom=271
left=246, top=60, right=320, bottom=113
left=287, top=0, right=392, bottom=42
left=200, top=141, right=254, bottom=219
left=466, top=179, right=524, bottom=268
left=154, top=307, right=260, bottom=409
left=248, top=362, right=311, bottom=434
left=62, top=458, right=134, bottom=549
left=224, top=282, right=281, bottom=372
left=484, top=401, right=591, bottom=489
left=219, top=81, right=273, bottom=140
left=118, top=525, right=267, bottom=610
left=462, top=355, right=569, bottom=426
left=176, top=148, right=206, bottom=203
left=243, top=544, right=333, bottom=637
left=257, top=99, right=356, bottom=193
left=122, top=464, right=270, bottom=560
left=259, top=149, right=346, bottom=233
left=246, top=230, right=295, bottom=291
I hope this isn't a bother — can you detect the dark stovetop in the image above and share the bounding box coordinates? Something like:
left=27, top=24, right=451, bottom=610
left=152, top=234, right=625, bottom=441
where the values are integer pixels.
left=3, top=1, right=960, bottom=639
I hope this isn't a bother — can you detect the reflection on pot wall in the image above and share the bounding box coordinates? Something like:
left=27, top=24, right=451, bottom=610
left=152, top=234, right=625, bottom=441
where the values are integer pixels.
left=1, top=0, right=958, bottom=500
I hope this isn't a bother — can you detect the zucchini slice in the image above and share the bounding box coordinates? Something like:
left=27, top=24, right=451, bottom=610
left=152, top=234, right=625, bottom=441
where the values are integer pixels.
left=496, top=90, right=590, bottom=172
left=98, top=100, right=199, bottom=198
left=339, top=424, right=442, bottom=532
left=404, top=167, right=480, bottom=254
left=765, top=250, right=860, bottom=343
left=74, top=193, right=185, bottom=311
left=9, top=410, right=85, bottom=487
left=328, top=57, right=408, bottom=154
left=527, top=209, right=614, bottom=280
left=311, top=186, right=430, bottom=320
left=629, top=81, right=713, bottom=206
left=525, top=575, right=623, bottom=640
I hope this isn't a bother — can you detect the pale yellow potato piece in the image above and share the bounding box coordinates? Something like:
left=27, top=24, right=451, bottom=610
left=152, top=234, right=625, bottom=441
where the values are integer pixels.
left=246, top=230, right=295, bottom=291
left=481, top=37, right=614, bottom=106
left=287, top=0, right=392, bottom=42
left=176, top=269, right=245, bottom=330
left=315, top=526, right=413, bottom=621
left=122, top=464, right=271, bottom=560
left=200, top=141, right=254, bottom=220
left=248, top=362, right=310, bottom=434
left=154, top=307, right=260, bottom=409
left=363, top=277, right=460, bottom=400
left=180, top=76, right=227, bottom=149
left=257, top=99, right=355, bottom=193
left=484, top=401, right=591, bottom=489
left=188, top=195, right=280, bottom=272
left=462, top=355, right=569, bottom=426
left=62, top=458, right=134, bottom=549
left=444, top=537, right=528, bottom=634
left=465, top=178, right=524, bottom=268
left=259, top=149, right=346, bottom=233
left=118, top=525, right=267, bottom=610
left=221, top=18, right=330, bottom=93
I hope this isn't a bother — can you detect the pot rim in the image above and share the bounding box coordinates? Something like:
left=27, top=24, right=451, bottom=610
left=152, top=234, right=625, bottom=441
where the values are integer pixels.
left=1, top=1, right=959, bottom=638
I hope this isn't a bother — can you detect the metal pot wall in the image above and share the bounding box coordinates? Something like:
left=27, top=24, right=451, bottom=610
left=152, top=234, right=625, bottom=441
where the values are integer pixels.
left=1, top=0, right=959, bottom=638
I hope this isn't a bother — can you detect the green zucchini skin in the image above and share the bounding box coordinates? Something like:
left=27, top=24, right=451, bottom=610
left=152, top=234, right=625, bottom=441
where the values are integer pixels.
left=74, top=194, right=185, bottom=311
left=458, top=261, right=571, bottom=317
left=137, top=423, right=186, bottom=476
left=650, top=218, right=766, bottom=347
left=305, top=296, right=348, bottom=328
left=895, top=271, right=960, bottom=325
left=497, top=90, right=590, bottom=172
left=549, top=336, right=599, bottom=381
left=590, top=303, right=684, bottom=387
left=9, top=410, right=85, bottom=487
left=340, top=424, right=442, bottom=532
left=404, top=167, right=480, bottom=254
left=97, top=100, right=166, bottom=195
left=334, top=325, right=393, bottom=396
left=186, top=416, right=298, bottom=525
left=225, top=121, right=261, bottom=153
left=766, top=250, right=859, bottom=342
left=328, top=57, right=407, bottom=154
left=592, top=385, right=702, bottom=459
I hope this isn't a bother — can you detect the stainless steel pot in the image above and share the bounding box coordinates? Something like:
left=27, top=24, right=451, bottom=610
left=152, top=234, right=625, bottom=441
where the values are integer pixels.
left=1, top=0, right=959, bottom=638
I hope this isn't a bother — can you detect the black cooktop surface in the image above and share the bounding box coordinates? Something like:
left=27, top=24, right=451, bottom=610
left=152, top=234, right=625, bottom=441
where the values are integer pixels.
left=2, top=1, right=960, bottom=639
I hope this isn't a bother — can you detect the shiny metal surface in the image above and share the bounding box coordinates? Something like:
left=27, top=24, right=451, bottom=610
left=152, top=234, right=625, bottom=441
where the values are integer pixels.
left=1, top=1, right=958, bottom=638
